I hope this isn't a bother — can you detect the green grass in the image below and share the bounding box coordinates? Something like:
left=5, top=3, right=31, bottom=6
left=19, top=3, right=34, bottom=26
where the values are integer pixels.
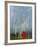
left=10, top=33, right=32, bottom=40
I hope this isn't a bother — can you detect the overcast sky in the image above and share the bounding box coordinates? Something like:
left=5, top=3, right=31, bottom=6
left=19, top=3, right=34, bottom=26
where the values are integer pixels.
left=10, top=6, right=32, bottom=34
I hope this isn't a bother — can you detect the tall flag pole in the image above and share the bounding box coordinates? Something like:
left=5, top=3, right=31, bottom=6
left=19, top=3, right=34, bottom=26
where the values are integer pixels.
left=14, top=8, right=17, bottom=39
left=20, top=15, right=22, bottom=39
left=28, top=16, right=30, bottom=38
left=24, top=16, right=26, bottom=32
left=24, top=16, right=26, bottom=39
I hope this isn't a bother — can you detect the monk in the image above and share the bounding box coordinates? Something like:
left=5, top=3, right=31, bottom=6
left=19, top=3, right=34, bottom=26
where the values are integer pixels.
left=22, top=31, right=26, bottom=39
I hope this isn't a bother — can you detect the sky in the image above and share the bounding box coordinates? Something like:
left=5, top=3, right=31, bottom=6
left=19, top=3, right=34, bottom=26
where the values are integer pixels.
left=10, top=6, right=32, bottom=34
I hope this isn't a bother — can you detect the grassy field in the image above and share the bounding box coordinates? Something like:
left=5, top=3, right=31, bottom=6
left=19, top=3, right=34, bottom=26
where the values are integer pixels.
left=10, top=32, right=32, bottom=40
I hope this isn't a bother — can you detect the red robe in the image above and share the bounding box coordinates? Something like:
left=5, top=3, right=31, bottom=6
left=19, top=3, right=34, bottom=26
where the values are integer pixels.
left=22, top=32, right=26, bottom=39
